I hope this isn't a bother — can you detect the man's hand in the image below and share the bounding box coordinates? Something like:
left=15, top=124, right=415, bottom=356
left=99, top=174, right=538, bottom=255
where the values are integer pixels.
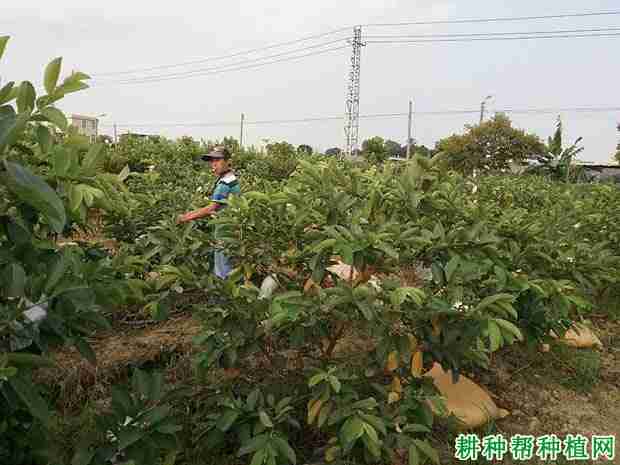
left=176, top=213, right=190, bottom=224
left=176, top=204, right=218, bottom=224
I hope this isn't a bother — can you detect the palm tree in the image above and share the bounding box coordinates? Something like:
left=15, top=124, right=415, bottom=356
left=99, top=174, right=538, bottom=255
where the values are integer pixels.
left=534, top=116, right=585, bottom=182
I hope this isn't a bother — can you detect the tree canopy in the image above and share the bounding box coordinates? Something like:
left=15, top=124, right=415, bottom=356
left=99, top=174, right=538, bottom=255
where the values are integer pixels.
left=435, top=113, right=546, bottom=174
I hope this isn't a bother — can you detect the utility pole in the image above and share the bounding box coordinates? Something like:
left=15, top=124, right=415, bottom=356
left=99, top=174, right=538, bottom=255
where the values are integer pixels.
left=479, top=95, right=493, bottom=125
left=344, top=26, right=364, bottom=157
left=113, top=123, right=117, bottom=144
left=239, top=113, right=245, bottom=149
left=406, top=100, right=413, bottom=158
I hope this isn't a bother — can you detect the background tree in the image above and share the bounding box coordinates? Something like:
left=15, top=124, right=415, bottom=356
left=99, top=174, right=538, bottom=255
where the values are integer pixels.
left=297, top=144, right=313, bottom=155
left=265, top=140, right=296, bottom=157
left=435, top=113, right=546, bottom=174
left=384, top=139, right=402, bottom=158
left=543, top=116, right=584, bottom=181
left=221, top=136, right=240, bottom=153
left=361, top=136, right=388, bottom=164
left=325, top=147, right=341, bottom=157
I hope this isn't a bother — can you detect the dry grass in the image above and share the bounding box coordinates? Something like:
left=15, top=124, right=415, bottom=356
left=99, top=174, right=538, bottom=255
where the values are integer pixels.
left=37, top=314, right=202, bottom=410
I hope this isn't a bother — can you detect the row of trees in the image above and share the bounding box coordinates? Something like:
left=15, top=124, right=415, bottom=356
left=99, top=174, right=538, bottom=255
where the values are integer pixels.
left=108, top=113, right=614, bottom=177
left=267, top=114, right=595, bottom=179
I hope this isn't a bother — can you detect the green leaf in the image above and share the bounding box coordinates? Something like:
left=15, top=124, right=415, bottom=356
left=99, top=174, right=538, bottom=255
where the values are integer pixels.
left=8, top=374, right=52, bottom=427
left=44, top=57, right=62, bottom=94
left=338, top=243, right=354, bottom=265
left=474, top=293, right=514, bottom=313
left=311, top=238, right=337, bottom=254
left=142, top=405, right=172, bottom=425
left=408, top=445, right=420, bottom=465
left=117, top=427, right=145, bottom=450
left=358, top=413, right=386, bottom=436
left=272, top=437, right=296, bottom=465
left=53, top=148, right=73, bottom=176
left=431, top=262, right=445, bottom=286
left=3, top=161, right=67, bottom=233
left=0, top=106, right=30, bottom=153
left=259, top=410, right=274, bottom=428
left=71, top=446, right=95, bottom=465
left=150, top=371, right=164, bottom=401
left=82, top=144, right=104, bottom=176
left=68, top=184, right=84, bottom=212
left=362, top=422, right=379, bottom=444
left=249, top=449, right=267, bottom=465
left=445, top=255, right=460, bottom=282
left=74, top=337, right=97, bottom=365
left=237, top=433, right=269, bottom=456
left=413, top=439, right=440, bottom=465
left=0, top=81, right=15, bottom=105
left=308, top=373, right=326, bottom=387
left=17, top=81, right=36, bottom=113
left=247, top=389, right=260, bottom=411
left=40, top=106, right=68, bottom=130
left=58, top=79, right=89, bottom=95
left=6, top=353, right=53, bottom=369
left=340, top=416, right=365, bottom=445
left=111, top=386, right=133, bottom=417
left=376, top=242, right=399, bottom=260
left=5, top=263, right=25, bottom=297
left=328, top=375, right=341, bottom=393
left=216, top=409, right=240, bottom=432
left=36, top=124, right=53, bottom=153
left=402, top=424, right=431, bottom=434
left=488, top=320, right=502, bottom=352
left=0, top=36, right=9, bottom=61
left=162, top=450, right=179, bottom=465
left=132, top=369, right=151, bottom=399
left=156, top=423, right=183, bottom=434
left=350, top=398, right=378, bottom=410
left=317, top=401, right=332, bottom=428
left=58, top=71, right=91, bottom=96
left=494, top=318, right=524, bottom=341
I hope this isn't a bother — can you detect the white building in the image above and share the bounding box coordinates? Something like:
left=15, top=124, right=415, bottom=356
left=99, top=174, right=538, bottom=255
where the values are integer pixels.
left=70, top=114, right=100, bottom=142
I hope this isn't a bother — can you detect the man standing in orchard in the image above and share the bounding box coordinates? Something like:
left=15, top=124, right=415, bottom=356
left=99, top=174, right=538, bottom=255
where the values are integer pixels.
left=177, top=146, right=240, bottom=279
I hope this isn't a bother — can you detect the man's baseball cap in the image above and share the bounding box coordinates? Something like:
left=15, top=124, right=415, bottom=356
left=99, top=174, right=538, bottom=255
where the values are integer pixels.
left=201, top=146, right=231, bottom=161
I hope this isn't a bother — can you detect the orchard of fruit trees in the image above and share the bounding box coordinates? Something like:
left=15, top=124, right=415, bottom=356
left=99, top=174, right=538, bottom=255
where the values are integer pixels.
left=1, top=37, right=619, bottom=465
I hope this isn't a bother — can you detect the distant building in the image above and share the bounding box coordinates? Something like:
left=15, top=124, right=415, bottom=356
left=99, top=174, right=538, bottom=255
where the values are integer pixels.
left=118, top=132, right=160, bottom=143
left=578, top=164, right=620, bottom=183
left=70, top=114, right=100, bottom=142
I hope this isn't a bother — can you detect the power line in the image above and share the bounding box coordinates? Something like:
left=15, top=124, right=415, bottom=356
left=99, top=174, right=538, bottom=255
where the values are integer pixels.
left=94, top=39, right=348, bottom=84
left=366, top=32, right=620, bottom=44
left=363, top=26, right=620, bottom=39
left=92, top=45, right=349, bottom=86
left=90, top=11, right=620, bottom=79
left=363, top=11, right=620, bottom=28
left=92, top=26, right=351, bottom=77
left=100, top=106, right=620, bottom=128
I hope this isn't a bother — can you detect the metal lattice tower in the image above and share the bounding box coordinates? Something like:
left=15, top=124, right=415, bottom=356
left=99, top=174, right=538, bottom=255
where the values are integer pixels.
left=344, top=26, right=364, bottom=157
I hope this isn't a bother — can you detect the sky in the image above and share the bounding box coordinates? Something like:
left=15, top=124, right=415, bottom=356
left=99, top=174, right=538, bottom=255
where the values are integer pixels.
left=1, top=1, right=619, bottom=163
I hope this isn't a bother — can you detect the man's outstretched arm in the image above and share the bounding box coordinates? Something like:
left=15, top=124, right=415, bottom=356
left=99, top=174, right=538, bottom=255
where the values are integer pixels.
left=177, top=203, right=219, bottom=223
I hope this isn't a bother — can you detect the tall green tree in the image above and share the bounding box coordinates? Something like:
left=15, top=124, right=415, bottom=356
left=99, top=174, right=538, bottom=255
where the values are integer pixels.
left=297, top=144, right=313, bottom=155
left=544, top=116, right=584, bottom=181
left=435, top=113, right=546, bottom=174
left=361, top=136, right=388, bottom=164
left=384, top=139, right=401, bottom=158
left=265, top=140, right=296, bottom=158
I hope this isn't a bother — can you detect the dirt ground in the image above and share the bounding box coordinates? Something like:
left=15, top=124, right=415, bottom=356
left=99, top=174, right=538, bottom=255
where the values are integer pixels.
left=434, top=318, right=620, bottom=464
left=41, top=312, right=619, bottom=464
